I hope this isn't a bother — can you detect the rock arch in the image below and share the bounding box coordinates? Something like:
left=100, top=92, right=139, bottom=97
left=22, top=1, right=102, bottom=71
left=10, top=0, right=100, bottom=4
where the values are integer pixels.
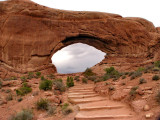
left=0, top=0, right=160, bottom=77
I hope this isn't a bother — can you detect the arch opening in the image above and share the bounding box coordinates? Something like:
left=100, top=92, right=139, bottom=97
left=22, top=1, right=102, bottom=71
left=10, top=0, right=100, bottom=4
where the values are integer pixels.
left=51, top=43, right=106, bottom=74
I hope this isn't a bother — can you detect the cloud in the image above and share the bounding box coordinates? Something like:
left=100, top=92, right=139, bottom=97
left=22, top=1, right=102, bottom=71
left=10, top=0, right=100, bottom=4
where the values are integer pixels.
left=52, top=43, right=106, bottom=73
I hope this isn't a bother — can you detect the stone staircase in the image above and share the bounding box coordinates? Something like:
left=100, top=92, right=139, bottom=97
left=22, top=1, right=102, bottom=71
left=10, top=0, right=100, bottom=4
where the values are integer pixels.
left=68, top=84, right=135, bottom=120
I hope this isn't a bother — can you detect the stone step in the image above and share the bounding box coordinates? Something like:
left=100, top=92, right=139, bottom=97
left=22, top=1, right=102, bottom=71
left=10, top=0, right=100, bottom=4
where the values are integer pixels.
left=79, top=105, right=124, bottom=111
left=68, top=94, right=99, bottom=99
left=69, top=96, right=107, bottom=104
left=69, top=89, right=93, bottom=93
left=70, top=87, right=94, bottom=90
left=75, top=108, right=134, bottom=120
left=68, top=91, right=96, bottom=95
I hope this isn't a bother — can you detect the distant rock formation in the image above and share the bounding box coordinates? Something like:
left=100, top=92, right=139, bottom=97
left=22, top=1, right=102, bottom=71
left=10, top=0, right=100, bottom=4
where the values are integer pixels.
left=0, top=0, right=159, bottom=77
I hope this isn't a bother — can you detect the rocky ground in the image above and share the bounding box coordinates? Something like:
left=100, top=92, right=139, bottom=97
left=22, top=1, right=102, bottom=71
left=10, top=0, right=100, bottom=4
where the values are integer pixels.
left=0, top=63, right=160, bottom=120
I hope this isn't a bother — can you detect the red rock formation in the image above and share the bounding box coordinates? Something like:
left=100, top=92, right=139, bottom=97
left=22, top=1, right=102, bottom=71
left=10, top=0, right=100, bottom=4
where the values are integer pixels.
left=0, top=0, right=159, bottom=77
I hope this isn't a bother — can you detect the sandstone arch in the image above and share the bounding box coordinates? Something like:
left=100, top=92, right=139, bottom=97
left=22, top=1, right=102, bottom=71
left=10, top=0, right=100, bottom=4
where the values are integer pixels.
left=0, top=0, right=160, bottom=77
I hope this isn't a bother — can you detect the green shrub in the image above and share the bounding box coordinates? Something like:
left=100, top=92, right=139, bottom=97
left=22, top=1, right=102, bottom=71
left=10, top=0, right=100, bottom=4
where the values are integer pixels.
left=41, top=76, right=45, bottom=80
left=128, top=72, right=134, bottom=76
left=156, top=91, right=160, bottom=104
left=139, top=78, right=146, bottom=84
left=27, top=72, right=34, bottom=79
left=47, top=106, right=56, bottom=115
left=8, top=109, right=33, bottom=120
left=129, top=86, right=139, bottom=98
left=87, top=76, right=97, bottom=81
left=39, top=79, right=53, bottom=91
left=16, top=83, right=32, bottom=96
left=0, top=81, right=2, bottom=89
left=137, top=67, right=145, bottom=72
left=36, top=72, right=41, bottom=78
left=102, top=75, right=110, bottom=81
left=83, top=68, right=95, bottom=76
left=154, top=61, right=160, bottom=67
left=47, top=74, right=55, bottom=80
left=36, top=98, right=49, bottom=111
left=61, top=103, right=73, bottom=115
left=130, top=71, right=142, bottom=80
left=10, top=76, right=17, bottom=80
left=82, top=78, right=88, bottom=84
left=62, top=108, right=73, bottom=115
left=53, top=79, right=66, bottom=92
left=74, top=76, right=80, bottom=81
left=122, top=76, right=126, bottom=79
left=20, top=76, right=27, bottom=82
left=6, top=93, right=13, bottom=101
left=152, top=75, right=160, bottom=81
left=66, top=77, right=74, bottom=87
left=17, top=98, right=23, bottom=102
left=105, top=67, right=121, bottom=79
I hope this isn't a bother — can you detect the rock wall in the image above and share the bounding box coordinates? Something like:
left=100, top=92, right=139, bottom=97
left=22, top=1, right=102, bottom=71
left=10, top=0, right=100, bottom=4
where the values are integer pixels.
left=0, top=0, right=160, bottom=77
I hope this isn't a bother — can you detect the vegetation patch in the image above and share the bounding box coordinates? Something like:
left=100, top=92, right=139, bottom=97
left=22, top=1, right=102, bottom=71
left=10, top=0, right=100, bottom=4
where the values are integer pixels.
left=154, top=61, right=160, bottom=68
left=20, top=76, right=27, bottom=82
left=104, top=67, right=121, bottom=80
left=47, top=74, right=55, bottom=80
left=74, top=76, right=80, bottom=81
left=39, top=79, right=53, bottom=91
left=152, top=75, right=160, bottom=81
left=53, top=79, right=66, bottom=92
left=129, top=86, right=139, bottom=99
left=130, top=71, right=142, bottom=80
left=9, top=109, right=33, bottom=120
left=139, top=78, right=146, bottom=84
left=82, top=78, right=88, bottom=84
left=16, top=83, right=32, bottom=96
left=61, top=103, right=73, bottom=115
left=47, top=106, right=57, bottom=115
left=35, top=72, right=41, bottom=78
left=66, top=77, right=74, bottom=87
left=36, top=98, right=49, bottom=111
left=27, top=72, right=34, bottom=80
left=83, top=68, right=95, bottom=76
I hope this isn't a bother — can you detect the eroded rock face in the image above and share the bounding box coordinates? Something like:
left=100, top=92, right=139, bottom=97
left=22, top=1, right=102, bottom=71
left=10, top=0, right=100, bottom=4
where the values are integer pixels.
left=0, top=0, right=160, bottom=77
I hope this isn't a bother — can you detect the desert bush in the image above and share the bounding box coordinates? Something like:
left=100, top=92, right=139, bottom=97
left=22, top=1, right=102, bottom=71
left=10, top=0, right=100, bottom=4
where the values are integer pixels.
left=74, top=76, right=80, bottom=81
left=82, top=78, right=88, bottom=84
left=6, top=93, right=13, bottom=101
left=53, top=79, right=66, bottom=92
left=10, top=76, right=17, bottom=80
left=41, top=76, right=45, bottom=81
left=47, top=74, right=55, bottom=80
left=83, top=68, right=95, bottom=76
left=87, top=76, right=97, bottom=81
left=0, top=81, right=2, bottom=89
left=122, top=75, right=126, bottom=79
left=152, top=75, right=160, bottom=81
left=105, top=67, right=121, bottom=79
left=17, top=98, right=23, bottom=102
left=156, top=91, right=160, bottom=104
left=101, top=75, right=110, bottom=81
left=16, top=83, right=32, bottom=96
left=154, top=61, right=160, bottom=68
left=8, top=109, right=33, bottom=120
left=137, top=67, right=145, bottom=72
left=20, top=76, right=27, bottom=82
left=128, top=72, right=134, bottom=76
left=36, top=98, right=49, bottom=111
left=39, top=79, right=53, bottom=91
left=61, top=103, right=73, bottom=115
left=47, top=106, right=56, bottom=115
left=36, top=72, right=41, bottom=78
left=27, top=72, right=34, bottom=80
left=129, top=86, right=139, bottom=98
left=62, top=108, right=73, bottom=115
left=130, top=71, right=142, bottom=80
left=124, top=72, right=129, bottom=75
left=139, top=78, right=147, bottom=84
left=66, top=77, right=74, bottom=87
